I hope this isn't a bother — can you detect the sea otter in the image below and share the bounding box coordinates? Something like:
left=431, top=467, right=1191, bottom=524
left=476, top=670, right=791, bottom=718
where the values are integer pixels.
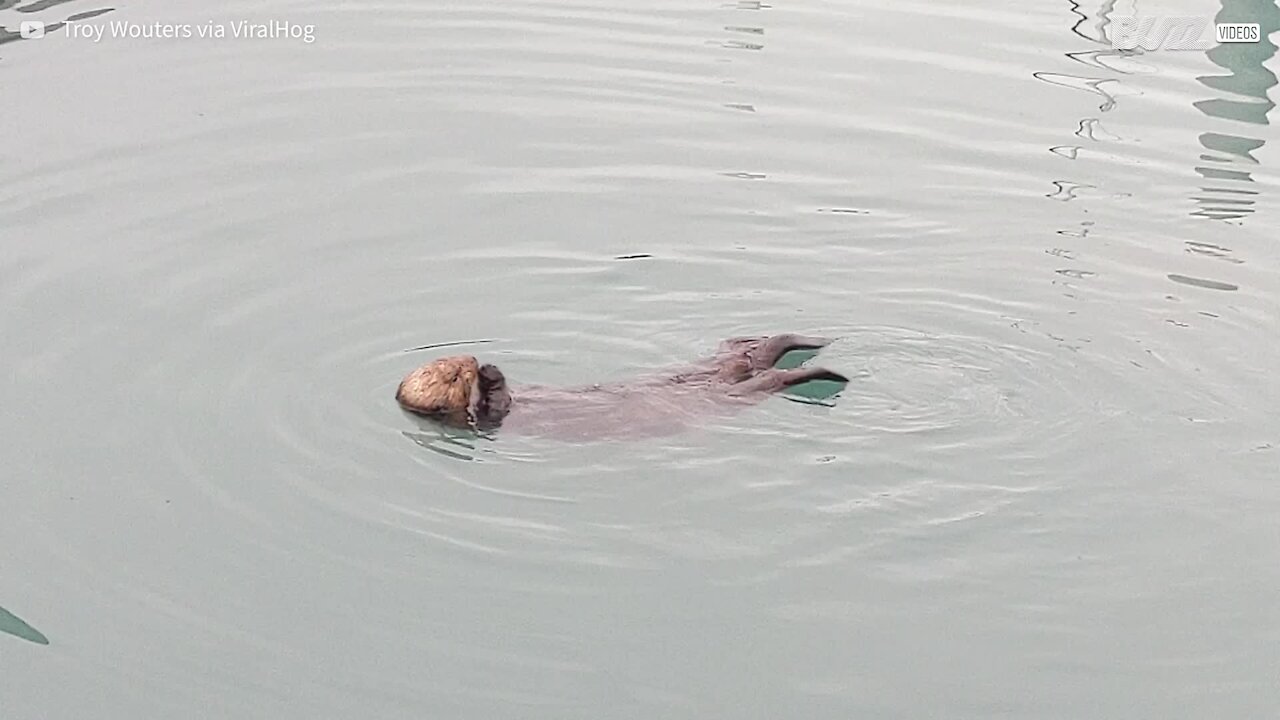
left=395, top=334, right=848, bottom=439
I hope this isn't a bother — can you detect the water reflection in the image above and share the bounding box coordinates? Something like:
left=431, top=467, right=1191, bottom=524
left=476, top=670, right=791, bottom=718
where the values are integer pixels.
left=1032, top=71, right=1130, bottom=111
left=1067, top=0, right=1117, bottom=44
left=1045, top=0, right=1274, bottom=300
left=1191, top=0, right=1279, bottom=220
left=1064, top=0, right=1154, bottom=73
left=0, top=3, right=113, bottom=46
left=1045, top=179, right=1095, bottom=201
left=1037, top=2, right=1125, bottom=298
left=402, top=414, right=491, bottom=463
left=402, top=429, right=483, bottom=462
left=1037, top=1, right=1137, bottom=171
left=1185, top=240, right=1244, bottom=263
left=717, top=0, right=769, bottom=187
left=1167, top=273, right=1240, bottom=291
left=0, top=603, right=48, bottom=645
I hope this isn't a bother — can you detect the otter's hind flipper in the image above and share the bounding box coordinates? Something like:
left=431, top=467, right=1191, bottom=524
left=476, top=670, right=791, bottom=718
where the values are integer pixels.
left=750, top=334, right=834, bottom=371
left=727, top=366, right=848, bottom=395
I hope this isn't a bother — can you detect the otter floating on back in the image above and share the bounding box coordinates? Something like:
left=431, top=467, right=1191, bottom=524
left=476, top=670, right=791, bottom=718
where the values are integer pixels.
left=396, top=334, right=848, bottom=439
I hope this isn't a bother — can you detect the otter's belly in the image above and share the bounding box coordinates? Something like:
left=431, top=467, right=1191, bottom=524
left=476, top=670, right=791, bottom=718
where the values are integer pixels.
left=500, top=384, right=747, bottom=440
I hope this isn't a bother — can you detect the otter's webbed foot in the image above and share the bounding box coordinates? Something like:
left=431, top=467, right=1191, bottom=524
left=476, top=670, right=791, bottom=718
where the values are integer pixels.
left=750, top=334, right=835, bottom=371
left=726, top=366, right=848, bottom=395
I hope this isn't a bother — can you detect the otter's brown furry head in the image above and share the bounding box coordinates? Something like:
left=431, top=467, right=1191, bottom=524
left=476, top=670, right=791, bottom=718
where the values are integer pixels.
left=396, top=355, right=481, bottom=426
left=395, top=355, right=513, bottom=429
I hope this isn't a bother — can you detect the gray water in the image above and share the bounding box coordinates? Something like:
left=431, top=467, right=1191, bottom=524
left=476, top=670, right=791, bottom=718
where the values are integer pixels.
left=2, top=0, right=1279, bottom=717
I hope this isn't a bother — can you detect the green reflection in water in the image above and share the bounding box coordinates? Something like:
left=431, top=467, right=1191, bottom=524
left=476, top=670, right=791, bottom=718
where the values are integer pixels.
left=0, top=604, right=49, bottom=645
left=1192, top=0, right=1279, bottom=219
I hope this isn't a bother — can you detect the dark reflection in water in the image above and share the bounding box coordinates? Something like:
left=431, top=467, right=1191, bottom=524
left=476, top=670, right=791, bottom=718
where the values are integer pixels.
left=402, top=428, right=483, bottom=462
left=1186, top=240, right=1244, bottom=263
left=1167, top=273, right=1240, bottom=292
left=1191, top=0, right=1279, bottom=220
left=1041, top=0, right=1130, bottom=169
left=1067, top=0, right=1117, bottom=43
left=1045, top=179, right=1095, bottom=201
left=0, top=604, right=49, bottom=645
left=1033, top=71, right=1128, bottom=112
left=402, top=338, right=498, bottom=354
left=1063, top=0, right=1128, bottom=70
left=16, top=0, right=82, bottom=12
left=1037, top=2, right=1123, bottom=294
left=0, top=3, right=113, bottom=46
left=717, top=1, right=769, bottom=184
left=1045, top=1, right=1274, bottom=298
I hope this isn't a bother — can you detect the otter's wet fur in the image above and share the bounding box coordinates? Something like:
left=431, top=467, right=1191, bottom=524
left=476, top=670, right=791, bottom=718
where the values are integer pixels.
left=395, top=334, right=848, bottom=439
left=394, top=355, right=480, bottom=427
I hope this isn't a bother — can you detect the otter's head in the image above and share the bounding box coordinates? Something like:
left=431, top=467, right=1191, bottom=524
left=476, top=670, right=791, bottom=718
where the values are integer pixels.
left=396, top=355, right=513, bottom=429
left=470, top=363, right=513, bottom=429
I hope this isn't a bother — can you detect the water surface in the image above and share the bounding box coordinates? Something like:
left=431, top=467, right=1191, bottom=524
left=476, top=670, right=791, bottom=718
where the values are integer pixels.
left=2, top=0, right=1278, bottom=717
